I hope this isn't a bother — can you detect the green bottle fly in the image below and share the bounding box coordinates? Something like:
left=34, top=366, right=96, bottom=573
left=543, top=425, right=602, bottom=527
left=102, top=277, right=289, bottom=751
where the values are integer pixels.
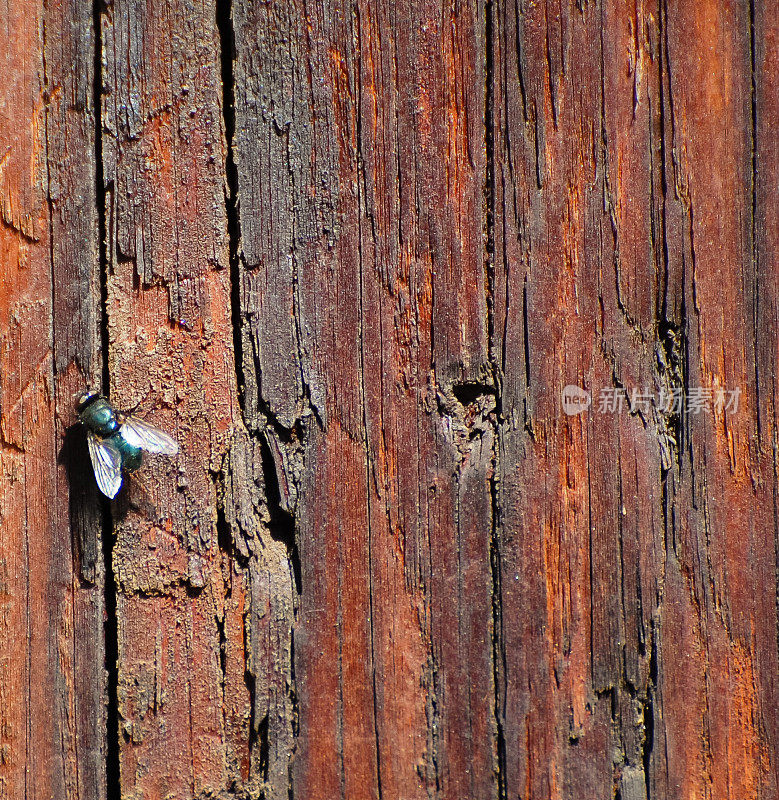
left=76, top=390, right=178, bottom=498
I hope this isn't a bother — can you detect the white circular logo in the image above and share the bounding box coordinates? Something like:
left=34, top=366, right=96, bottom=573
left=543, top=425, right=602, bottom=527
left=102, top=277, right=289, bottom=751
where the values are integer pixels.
left=562, top=385, right=591, bottom=416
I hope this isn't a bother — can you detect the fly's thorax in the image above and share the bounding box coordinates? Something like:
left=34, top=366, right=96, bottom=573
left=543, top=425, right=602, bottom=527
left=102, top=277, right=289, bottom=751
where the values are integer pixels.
left=79, top=396, right=120, bottom=437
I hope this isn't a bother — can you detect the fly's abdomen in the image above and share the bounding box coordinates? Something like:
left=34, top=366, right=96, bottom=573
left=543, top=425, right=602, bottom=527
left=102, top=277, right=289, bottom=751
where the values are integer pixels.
left=112, top=432, right=143, bottom=472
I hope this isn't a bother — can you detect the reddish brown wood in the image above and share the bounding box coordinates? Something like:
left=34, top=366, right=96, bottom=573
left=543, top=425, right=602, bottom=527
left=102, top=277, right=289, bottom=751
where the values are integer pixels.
left=650, top=3, right=778, bottom=797
left=99, top=0, right=264, bottom=796
left=493, top=0, right=779, bottom=798
left=492, top=1, right=662, bottom=796
left=1, top=0, right=776, bottom=797
left=231, top=0, right=497, bottom=797
left=0, top=1, right=105, bottom=799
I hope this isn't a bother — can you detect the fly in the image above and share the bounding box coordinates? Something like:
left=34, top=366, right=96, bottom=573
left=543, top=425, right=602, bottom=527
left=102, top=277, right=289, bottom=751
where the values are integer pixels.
left=76, top=390, right=179, bottom=499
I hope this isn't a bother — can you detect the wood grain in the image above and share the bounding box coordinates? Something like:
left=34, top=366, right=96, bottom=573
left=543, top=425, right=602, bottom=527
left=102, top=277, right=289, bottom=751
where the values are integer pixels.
left=492, top=1, right=663, bottom=796
left=0, top=0, right=105, bottom=798
left=230, top=0, right=498, bottom=798
left=0, top=0, right=775, bottom=796
left=99, top=0, right=297, bottom=795
left=493, top=0, right=779, bottom=798
left=651, top=2, right=778, bottom=796
left=100, top=0, right=245, bottom=794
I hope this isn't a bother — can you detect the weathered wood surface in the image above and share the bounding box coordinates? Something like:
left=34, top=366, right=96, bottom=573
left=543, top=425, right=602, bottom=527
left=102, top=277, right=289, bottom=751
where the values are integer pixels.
left=100, top=1, right=267, bottom=795
left=231, top=2, right=494, bottom=799
left=0, top=1, right=106, bottom=799
left=494, top=0, right=778, bottom=796
left=0, top=0, right=776, bottom=798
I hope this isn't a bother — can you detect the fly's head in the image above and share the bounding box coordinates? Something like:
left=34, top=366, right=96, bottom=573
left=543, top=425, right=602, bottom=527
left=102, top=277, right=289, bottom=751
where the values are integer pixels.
left=75, top=389, right=101, bottom=416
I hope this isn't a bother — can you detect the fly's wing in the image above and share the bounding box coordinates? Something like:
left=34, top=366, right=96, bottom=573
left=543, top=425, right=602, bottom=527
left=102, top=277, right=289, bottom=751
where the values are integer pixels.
left=87, top=432, right=123, bottom=498
left=120, top=415, right=179, bottom=455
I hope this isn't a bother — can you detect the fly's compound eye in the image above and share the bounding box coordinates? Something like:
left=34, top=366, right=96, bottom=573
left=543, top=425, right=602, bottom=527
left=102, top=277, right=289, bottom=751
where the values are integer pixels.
left=76, top=390, right=100, bottom=413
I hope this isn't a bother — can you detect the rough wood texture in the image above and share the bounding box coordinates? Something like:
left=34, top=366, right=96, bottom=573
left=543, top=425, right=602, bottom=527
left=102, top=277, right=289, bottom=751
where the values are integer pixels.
left=0, top=1, right=105, bottom=799
left=100, top=0, right=260, bottom=796
left=1, top=0, right=776, bottom=797
left=493, top=1, right=778, bottom=798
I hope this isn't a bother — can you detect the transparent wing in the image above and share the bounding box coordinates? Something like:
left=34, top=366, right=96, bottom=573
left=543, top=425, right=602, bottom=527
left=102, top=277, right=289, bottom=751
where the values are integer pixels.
left=87, top=432, right=123, bottom=498
left=120, top=415, right=179, bottom=455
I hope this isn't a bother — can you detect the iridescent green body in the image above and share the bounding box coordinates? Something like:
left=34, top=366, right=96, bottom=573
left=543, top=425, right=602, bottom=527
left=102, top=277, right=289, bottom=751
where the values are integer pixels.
left=77, top=394, right=143, bottom=472
left=76, top=390, right=178, bottom=498
left=108, top=432, right=143, bottom=471
left=77, top=395, right=118, bottom=436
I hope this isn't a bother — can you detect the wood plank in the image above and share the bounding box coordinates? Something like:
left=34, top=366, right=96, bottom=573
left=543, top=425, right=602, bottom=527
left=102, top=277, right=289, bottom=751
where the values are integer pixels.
left=231, top=0, right=495, bottom=797
left=47, top=0, right=108, bottom=796
left=754, top=0, right=779, bottom=788
left=99, top=0, right=279, bottom=795
left=0, top=0, right=105, bottom=798
left=0, top=10, right=58, bottom=788
left=492, top=2, right=662, bottom=795
left=493, top=0, right=778, bottom=797
left=653, top=2, right=778, bottom=797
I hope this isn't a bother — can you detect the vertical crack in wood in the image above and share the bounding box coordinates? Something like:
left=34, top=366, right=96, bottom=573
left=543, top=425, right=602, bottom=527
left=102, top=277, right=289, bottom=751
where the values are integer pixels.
left=214, top=1, right=265, bottom=793
left=641, top=621, right=658, bottom=800
left=489, top=442, right=507, bottom=800
left=656, top=0, right=687, bottom=560
left=94, top=4, right=110, bottom=402
left=598, top=5, right=635, bottom=335
left=655, top=0, right=682, bottom=493
left=259, top=433, right=302, bottom=594
left=216, top=0, right=300, bottom=796
left=748, top=0, right=761, bottom=439
left=213, top=560, right=231, bottom=754
left=484, top=0, right=507, bottom=797
left=101, top=496, right=120, bottom=800
left=42, top=8, right=56, bottom=392
left=216, top=0, right=244, bottom=416
left=288, top=624, right=299, bottom=800
left=773, top=423, right=779, bottom=717
left=92, top=0, right=121, bottom=795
